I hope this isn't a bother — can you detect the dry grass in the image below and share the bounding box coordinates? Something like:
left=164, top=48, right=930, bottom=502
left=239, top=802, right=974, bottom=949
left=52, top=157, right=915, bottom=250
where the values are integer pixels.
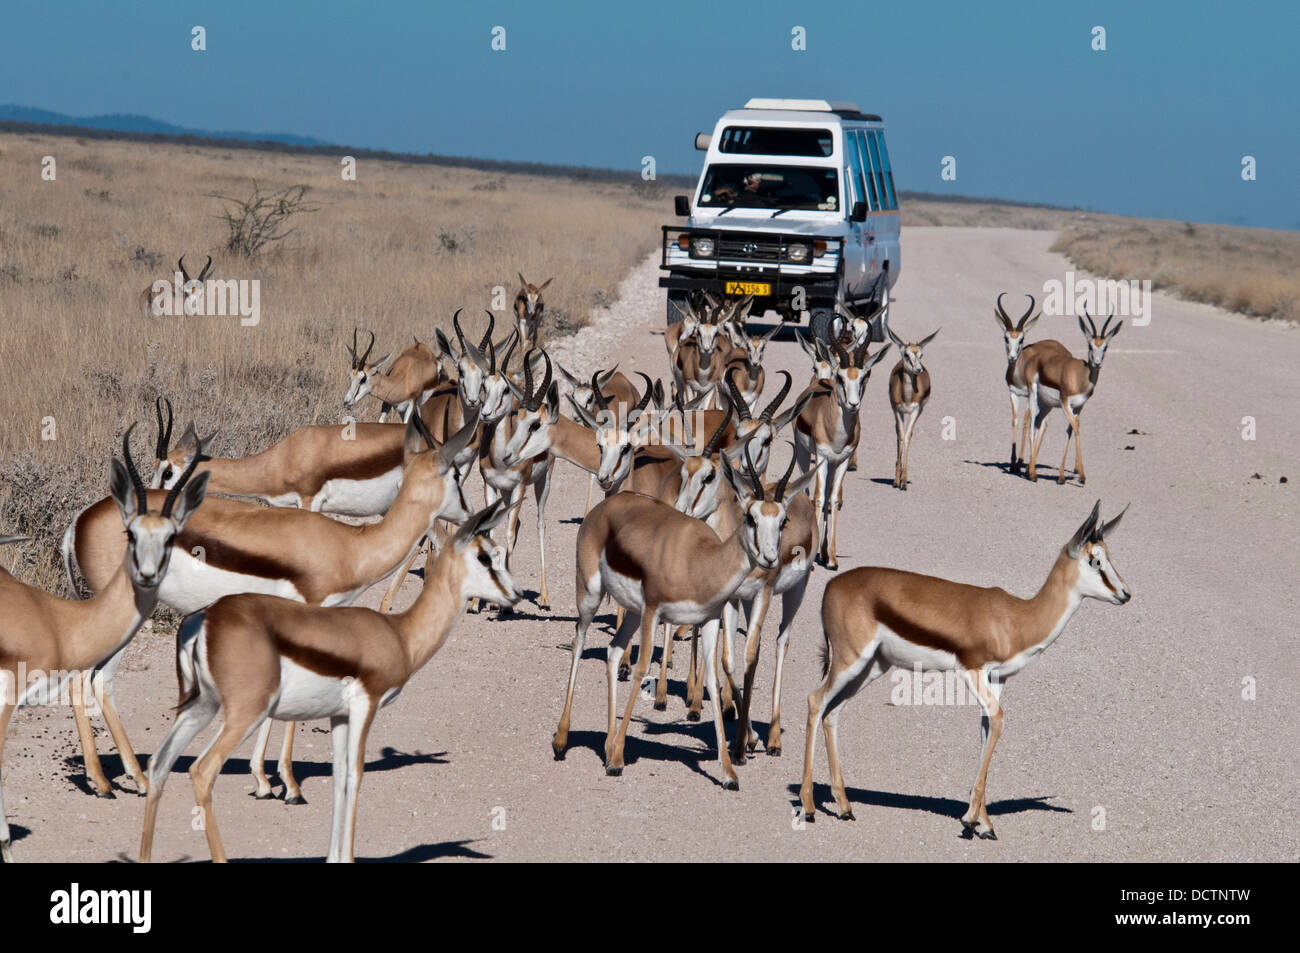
left=0, top=132, right=665, bottom=591
left=902, top=196, right=1300, bottom=324
left=1049, top=218, right=1300, bottom=323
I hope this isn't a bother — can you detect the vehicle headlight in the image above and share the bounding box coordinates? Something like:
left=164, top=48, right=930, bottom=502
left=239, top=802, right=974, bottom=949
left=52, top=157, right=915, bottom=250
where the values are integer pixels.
left=786, top=243, right=810, bottom=263
left=691, top=237, right=715, bottom=258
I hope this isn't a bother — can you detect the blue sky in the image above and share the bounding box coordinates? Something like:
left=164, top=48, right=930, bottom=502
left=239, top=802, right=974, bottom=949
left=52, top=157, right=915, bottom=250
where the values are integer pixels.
left=2, top=0, right=1296, bottom=227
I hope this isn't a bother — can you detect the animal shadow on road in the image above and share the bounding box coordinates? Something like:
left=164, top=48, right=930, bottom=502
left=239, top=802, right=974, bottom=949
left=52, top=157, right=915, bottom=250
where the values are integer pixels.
left=559, top=724, right=730, bottom=788
left=112, top=839, right=493, bottom=863
left=788, top=781, right=1072, bottom=827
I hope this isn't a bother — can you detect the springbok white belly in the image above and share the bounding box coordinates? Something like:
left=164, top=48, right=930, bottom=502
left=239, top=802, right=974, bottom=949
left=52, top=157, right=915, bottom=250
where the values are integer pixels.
left=312, top=467, right=403, bottom=517
left=160, top=553, right=304, bottom=615
left=874, top=622, right=961, bottom=672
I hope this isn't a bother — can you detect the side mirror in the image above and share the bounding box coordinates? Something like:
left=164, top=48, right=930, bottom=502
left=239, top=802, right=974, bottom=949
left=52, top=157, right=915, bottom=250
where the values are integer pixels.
left=850, top=201, right=868, bottom=223
left=674, top=195, right=691, bottom=217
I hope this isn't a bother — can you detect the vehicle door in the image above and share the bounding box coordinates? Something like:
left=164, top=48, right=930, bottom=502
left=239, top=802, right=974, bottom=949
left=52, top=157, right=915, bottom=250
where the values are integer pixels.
left=842, top=129, right=872, bottom=299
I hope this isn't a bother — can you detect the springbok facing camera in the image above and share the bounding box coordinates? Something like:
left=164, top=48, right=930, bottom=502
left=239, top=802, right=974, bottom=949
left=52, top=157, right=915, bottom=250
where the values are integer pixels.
left=994, top=292, right=1068, bottom=474
left=515, top=273, right=553, bottom=346
left=1, top=428, right=208, bottom=858
left=800, top=502, right=1130, bottom=839
left=883, top=319, right=938, bottom=491
left=140, top=255, right=212, bottom=317
left=1024, top=309, right=1122, bottom=485
left=138, top=499, right=520, bottom=864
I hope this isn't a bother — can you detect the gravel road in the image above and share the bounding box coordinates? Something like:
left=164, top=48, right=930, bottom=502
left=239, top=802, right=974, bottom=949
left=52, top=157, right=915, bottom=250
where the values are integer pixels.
left=7, top=227, right=1297, bottom=862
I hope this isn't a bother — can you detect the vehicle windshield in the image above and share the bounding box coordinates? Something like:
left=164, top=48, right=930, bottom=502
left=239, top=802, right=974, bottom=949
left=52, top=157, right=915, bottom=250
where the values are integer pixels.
left=698, top=164, right=839, bottom=213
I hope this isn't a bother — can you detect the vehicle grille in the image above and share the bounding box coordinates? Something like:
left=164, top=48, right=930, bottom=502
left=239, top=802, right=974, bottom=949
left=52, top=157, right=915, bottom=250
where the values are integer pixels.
left=717, top=237, right=784, bottom=262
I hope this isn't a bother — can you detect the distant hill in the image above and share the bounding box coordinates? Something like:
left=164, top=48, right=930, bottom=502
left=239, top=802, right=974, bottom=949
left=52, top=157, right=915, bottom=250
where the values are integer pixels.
left=0, top=104, right=329, bottom=147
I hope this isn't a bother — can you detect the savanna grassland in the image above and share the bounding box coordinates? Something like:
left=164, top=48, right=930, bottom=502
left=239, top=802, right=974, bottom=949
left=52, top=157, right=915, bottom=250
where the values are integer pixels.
left=0, top=131, right=666, bottom=591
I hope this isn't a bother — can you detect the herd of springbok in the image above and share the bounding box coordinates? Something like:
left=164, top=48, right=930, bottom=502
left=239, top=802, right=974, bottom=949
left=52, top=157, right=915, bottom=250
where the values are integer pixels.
left=0, top=274, right=1131, bottom=862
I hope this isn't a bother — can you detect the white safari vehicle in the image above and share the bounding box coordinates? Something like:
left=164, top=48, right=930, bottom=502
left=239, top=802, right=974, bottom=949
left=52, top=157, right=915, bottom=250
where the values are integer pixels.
left=660, top=98, right=901, bottom=341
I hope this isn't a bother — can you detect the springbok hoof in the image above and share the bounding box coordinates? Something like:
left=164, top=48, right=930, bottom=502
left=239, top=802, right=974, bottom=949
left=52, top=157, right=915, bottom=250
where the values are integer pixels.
left=93, top=788, right=116, bottom=800
left=803, top=811, right=815, bottom=823
left=251, top=789, right=275, bottom=801
left=284, top=794, right=308, bottom=806
left=837, top=809, right=856, bottom=821
left=721, top=778, right=739, bottom=791
left=722, top=706, right=737, bottom=722
left=551, top=742, right=567, bottom=761
left=617, top=669, right=630, bottom=682
left=652, top=700, right=666, bottom=711
left=605, top=764, right=623, bottom=777
left=686, top=711, right=701, bottom=722
left=766, top=746, right=782, bottom=757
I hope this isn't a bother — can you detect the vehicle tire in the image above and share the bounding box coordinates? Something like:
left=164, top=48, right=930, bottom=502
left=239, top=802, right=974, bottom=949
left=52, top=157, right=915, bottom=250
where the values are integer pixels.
left=667, top=291, right=688, bottom=326
left=809, top=307, right=836, bottom=343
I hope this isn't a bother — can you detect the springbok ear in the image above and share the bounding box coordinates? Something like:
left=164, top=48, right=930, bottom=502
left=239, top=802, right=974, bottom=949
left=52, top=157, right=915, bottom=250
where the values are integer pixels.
left=864, top=343, right=893, bottom=372
left=517, top=272, right=528, bottom=288
left=371, top=353, right=394, bottom=373
left=1066, top=500, right=1102, bottom=558
left=176, top=422, right=200, bottom=452
left=919, top=328, right=940, bottom=349
left=170, top=471, right=210, bottom=530
left=1077, top=314, right=1092, bottom=339
left=1106, top=320, right=1123, bottom=340
left=109, top=458, right=142, bottom=524
left=403, top=416, right=426, bottom=456
left=773, top=391, right=814, bottom=432
left=434, top=329, right=458, bottom=362
left=1021, top=311, right=1041, bottom=332
left=539, top=277, right=553, bottom=292
left=1098, top=503, right=1128, bottom=541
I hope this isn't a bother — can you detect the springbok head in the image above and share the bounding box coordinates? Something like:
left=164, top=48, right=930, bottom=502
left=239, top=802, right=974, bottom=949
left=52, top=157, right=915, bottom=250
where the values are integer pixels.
left=343, top=328, right=393, bottom=407
left=1065, top=500, right=1132, bottom=605
left=798, top=331, right=838, bottom=383
left=720, top=443, right=817, bottom=571
left=435, top=310, right=496, bottom=410
left=723, top=368, right=809, bottom=478
left=444, top=498, right=522, bottom=608
left=501, top=348, right=561, bottom=466
left=480, top=329, right=521, bottom=423
left=569, top=371, right=656, bottom=491
left=152, top=407, right=219, bottom=491
left=558, top=364, right=618, bottom=414
left=669, top=399, right=734, bottom=520
left=112, top=423, right=210, bottom=592
left=1078, top=308, right=1122, bottom=367
left=830, top=339, right=892, bottom=413
left=177, top=255, right=213, bottom=314
left=884, top=317, right=940, bottom=377
left=994, top=292, right=1041, bottom=364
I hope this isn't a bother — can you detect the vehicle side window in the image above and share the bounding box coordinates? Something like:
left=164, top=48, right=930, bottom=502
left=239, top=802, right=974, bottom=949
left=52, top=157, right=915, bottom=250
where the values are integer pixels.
left=876, top=131, right=898, bottom=209
left=867, top=131, right=892, bottom=211
left=845, top=131, right=869, bottom=213
left=853, top=131, right=879, bottom=210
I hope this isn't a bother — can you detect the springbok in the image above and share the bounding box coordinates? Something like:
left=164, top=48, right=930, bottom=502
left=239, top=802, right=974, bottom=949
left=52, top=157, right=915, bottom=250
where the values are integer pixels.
left=140, top=255, right=212, bottom=317
left=883, top=319, right=939, bottom=490
left=793, top=339, right=892, bottom=568
left=797, top=330, right=838, bottom=385
left=724, top=323, right=780, bottom=414
left=515, top=274, right=553, bottom=347
left=552, top=450, right=810, bottom=790
left=673, top=297, right=742, bottom=409
left=138, top=499, right=520, bottom=864
left=800, top=501, right=1130, bottom=839
left=1024, top=309, right=1122, bottom=485
left=558, top=364, right=640, bottom=514
left=342, top=329, right=393, bottom=416
left=64, top=413, right=477, bottom=804
left=994, top=292, right=1067, bottom=474
left=346, top=337, right=441, bottom=423
left=1, top=429, right=208, bottom=858
left=152, top=398, right=413, bottom=518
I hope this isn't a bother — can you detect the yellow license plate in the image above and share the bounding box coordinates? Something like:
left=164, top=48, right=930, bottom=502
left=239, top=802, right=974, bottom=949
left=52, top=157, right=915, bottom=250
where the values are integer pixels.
left=725, top=281, right=771, bottom=296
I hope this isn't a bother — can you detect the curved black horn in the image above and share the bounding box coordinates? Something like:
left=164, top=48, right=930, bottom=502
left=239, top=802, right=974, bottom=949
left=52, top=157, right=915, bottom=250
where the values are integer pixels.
left=727, top=368, right=751, bottom=421
left=453, top=309, right=468, bottom=355
left=530, top=349, right=553, bottom=411
left=760, top=370, right=792, bottom=421
left=177, top=256, right=190, bottom=284
left=522, top=347, right=535, bottom=403
left=411, top=407, right=437, bottom=450
left=154, top=397, right=174, bottom=458
left=590, top=371, right=609, bottom=412
left=500, top=329, right=519, bottom=377
left=1017, top=294, right=1036, bottom=329
left=161, top=431, right=204, bottom=517
left=741, top=442, right=765, bottom=500
left=832, top=336, right=851, bottom=370
left=122, top=424, right=148, bottom=514
left=480, top=310, right=496, bottom=352
left=1101, top=308, right=1117, bottom=337
left=198, top=255, right=213, bottom=281
left=704, top=401, right=733, bottom=456
left=361, top=329, right=376, bottom=365
left=634, top=372, right=654, bottom=413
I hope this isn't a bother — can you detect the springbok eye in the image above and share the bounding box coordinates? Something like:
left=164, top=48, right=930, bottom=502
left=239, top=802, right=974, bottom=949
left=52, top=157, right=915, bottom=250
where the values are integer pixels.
left=530, top=422, right=540, bottom=433
left=745, top=513, right=756, bottom=527
left=478, top=551, right=492, bottom=566
left=703, top=472, right=715, bottom=483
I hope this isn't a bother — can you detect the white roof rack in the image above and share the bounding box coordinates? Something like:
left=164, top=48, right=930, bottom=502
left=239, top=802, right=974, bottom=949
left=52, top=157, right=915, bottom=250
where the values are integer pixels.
left=743, top=98, right=861, bottom=113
